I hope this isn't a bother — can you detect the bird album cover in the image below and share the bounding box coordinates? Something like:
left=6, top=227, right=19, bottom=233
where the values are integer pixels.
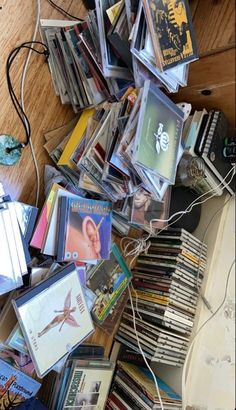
left=12, top=264, right=94, bottom=378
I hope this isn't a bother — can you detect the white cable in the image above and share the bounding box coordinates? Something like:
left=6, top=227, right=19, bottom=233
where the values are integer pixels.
left=121, top=166, right=236, bottom=266
left=149, top=165, right=235, bottom=226
left=128, top=285, right=165, bottom=410
left=20, top=0, right=41, bottom=207
left=181, top=259, right=235, bottom=409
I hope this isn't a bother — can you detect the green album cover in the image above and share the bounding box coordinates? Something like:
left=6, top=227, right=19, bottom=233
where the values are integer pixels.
left=133, top=81, right=183, bottom=184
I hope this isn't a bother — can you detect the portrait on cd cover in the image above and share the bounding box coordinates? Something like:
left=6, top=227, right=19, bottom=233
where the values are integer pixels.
left=64, top=199, right=112, bottom=261
left=131, top=187, right=166, bottom=229
left=64, top=365, right=113, bottom=409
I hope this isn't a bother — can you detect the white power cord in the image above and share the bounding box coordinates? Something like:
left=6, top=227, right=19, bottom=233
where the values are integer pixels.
left=128, top=285, right=165, bottom=410
left=20, top=0, right=41, bottom=207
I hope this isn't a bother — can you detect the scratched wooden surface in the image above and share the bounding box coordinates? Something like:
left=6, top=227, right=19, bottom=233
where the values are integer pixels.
left=0, top=0, right=118, bottom=359
left=0, top=0, right=235, bottom=360
left=0, top=0, right=86, bottom=207
left=190, top=0, right=235, bottom=57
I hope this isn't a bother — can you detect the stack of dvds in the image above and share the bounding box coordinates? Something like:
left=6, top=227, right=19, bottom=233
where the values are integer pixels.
left=116, top=228, right=207, bottom=366
left=0, top=191, right=38, bottom=297
left=107, top=360, right=182, bottom=409
left=41, top=0, right=199, bottom=110
left=130, top=0, right=198, bottom=93
left=40, top=15, right=133, bottom=113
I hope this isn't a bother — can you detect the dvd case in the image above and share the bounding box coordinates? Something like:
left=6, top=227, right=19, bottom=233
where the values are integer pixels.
left=0, top=358, right=41, bottom=406
left=0, top=204, right=26, bottom=296
left=62, top=360, right=115, bottom=409
left=132, top=80, right=184, bottom=184
left=12, top=263, right=94, bottom=377
left=87, top=243, right=132, bottom=324
left=57, top=196, right=112, bottom=262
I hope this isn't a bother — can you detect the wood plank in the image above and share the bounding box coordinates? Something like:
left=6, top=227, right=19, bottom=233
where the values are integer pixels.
left=174, top=83, right=235, bottom=127
left=185, top=48, right=235, bottom=88
left=0, top=0, right=117, bottom=356
left=192, top=0, right=235, bottom=56
left=173, top=49, right=236, bottom=126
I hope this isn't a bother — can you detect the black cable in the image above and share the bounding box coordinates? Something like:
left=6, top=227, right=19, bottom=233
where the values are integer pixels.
left=47, top=0, right=82, bottom=20
left=6, top=43, right=49, bottom=139
left=5, top=41, right=49, bottom=153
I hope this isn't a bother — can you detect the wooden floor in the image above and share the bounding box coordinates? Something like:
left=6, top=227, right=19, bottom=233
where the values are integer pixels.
left=0, top=0, right=235, bottom=207
left=0, top=0, right=87, bottom=207
left=0, top=0, right=117, bottom=357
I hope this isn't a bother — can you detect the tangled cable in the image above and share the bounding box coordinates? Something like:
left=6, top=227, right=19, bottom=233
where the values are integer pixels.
left=6, top=41, right=49, bottom=153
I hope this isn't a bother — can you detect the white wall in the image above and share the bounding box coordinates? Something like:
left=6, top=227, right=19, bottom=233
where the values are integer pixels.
left=184, top=195, right=235, bottom=410
left=151, top=194, right=235, bottom=410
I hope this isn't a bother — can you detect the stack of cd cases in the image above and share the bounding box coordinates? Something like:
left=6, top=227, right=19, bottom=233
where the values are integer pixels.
left=0, top=201, right=28, bottom=296
left=116, top=228, right=207, bottom=367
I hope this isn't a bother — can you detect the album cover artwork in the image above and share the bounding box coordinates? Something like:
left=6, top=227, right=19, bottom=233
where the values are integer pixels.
left=12, top=264, right=94, bottom=377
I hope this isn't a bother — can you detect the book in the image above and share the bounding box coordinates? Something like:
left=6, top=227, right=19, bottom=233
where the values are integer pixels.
left=87, top=243, right=132, bottom=324
left=12, top=264, right=94, bottom=377
left=57, top=196, right=112, bottom=262
left=62, top=360, right=115, bottom=409
left=132, top=80, right=184, bottom=184
left=143, top=0, right=198, bottom=71
left=0, top=358, right=41, bottom=408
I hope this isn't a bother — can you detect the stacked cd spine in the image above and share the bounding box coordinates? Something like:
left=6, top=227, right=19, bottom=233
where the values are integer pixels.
left=116, top=228, right=207, bottom=366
